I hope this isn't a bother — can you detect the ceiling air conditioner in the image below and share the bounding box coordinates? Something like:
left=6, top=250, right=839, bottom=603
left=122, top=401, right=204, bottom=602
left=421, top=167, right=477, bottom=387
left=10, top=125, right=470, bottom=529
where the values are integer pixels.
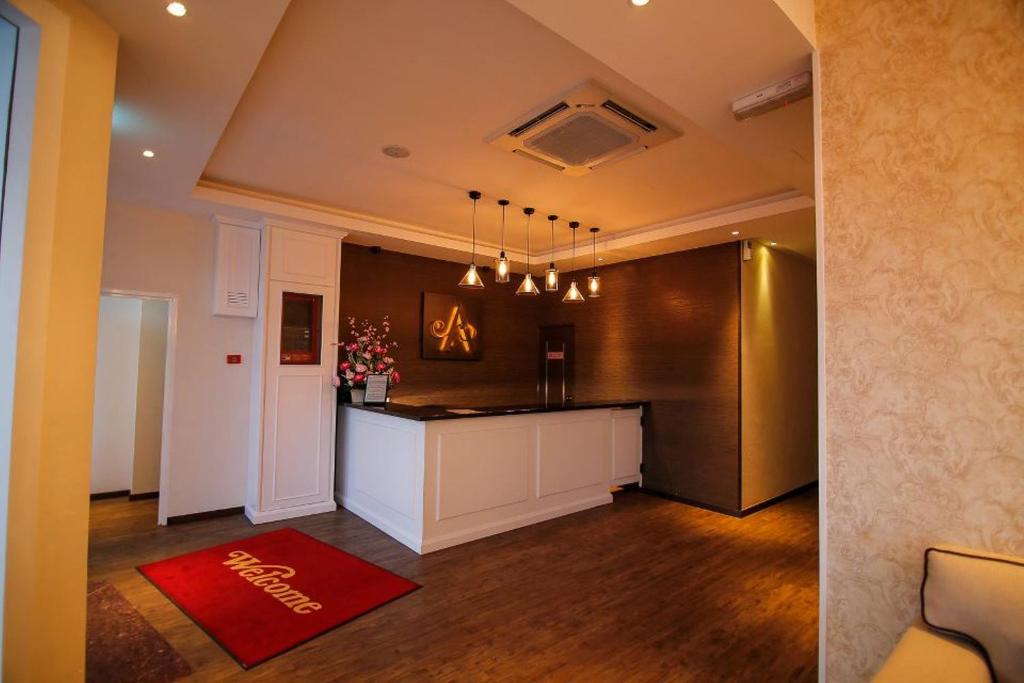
left=487, top=81, right=681, bottom=176
left=732, top=71, right=812, bottom=121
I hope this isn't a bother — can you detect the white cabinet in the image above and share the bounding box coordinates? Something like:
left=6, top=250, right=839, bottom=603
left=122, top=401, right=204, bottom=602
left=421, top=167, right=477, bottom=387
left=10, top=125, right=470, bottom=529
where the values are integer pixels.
left=246, top=222, right=346, bottom=524
left=212, top=218, right=261, bottom=318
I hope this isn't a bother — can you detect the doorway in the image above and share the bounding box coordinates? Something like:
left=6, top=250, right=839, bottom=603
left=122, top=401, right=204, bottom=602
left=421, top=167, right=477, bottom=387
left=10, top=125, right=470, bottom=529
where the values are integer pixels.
left=538, top=324, right=575, bottom=406
left=90, top=292, right=175, bottom=521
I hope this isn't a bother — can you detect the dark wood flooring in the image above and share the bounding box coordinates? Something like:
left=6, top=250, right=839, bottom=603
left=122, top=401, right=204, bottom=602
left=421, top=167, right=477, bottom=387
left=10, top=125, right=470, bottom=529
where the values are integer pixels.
left=88, top=489, right=819, bottom=682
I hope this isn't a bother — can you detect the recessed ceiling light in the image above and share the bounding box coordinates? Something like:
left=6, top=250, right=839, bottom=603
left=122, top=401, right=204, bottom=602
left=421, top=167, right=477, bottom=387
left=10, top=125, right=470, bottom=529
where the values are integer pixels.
left=381, top=144, right=411, bottom=159
left=731, top=230, right=740, bottom=236
left=769, top=241, right=778, bottom=246
left=166, top=2, right=187, bottom=17
left=630, top=0, right=650, bottom=6
left=142, top=149, right=155, bottom=158
left=598, top=257, right=604, bottom=262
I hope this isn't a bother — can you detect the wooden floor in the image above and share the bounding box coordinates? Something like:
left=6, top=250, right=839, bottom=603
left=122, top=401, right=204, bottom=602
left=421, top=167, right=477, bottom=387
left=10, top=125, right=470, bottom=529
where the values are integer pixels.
left=88, top=489, right=819, bottom=682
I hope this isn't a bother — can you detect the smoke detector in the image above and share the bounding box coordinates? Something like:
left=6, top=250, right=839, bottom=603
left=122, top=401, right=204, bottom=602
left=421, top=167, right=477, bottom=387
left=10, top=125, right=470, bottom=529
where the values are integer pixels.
left=486, top=81, right=680, bottom=176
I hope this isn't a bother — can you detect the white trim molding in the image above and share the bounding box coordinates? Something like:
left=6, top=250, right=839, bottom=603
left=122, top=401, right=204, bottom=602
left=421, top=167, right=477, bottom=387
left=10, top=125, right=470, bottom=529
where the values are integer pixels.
left=193, top=180, right=813, bottom=268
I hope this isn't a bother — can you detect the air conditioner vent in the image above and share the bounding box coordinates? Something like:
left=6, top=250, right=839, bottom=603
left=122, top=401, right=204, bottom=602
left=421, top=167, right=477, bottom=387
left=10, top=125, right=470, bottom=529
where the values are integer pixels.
left=487, top=80, right=680, bottom=176
left=512, top=149, right=565, bottom=171
left=509, top=101, right=570, bottom=137
left=601, top=99, right=657, bottom=133
left=226, top=290, right=249, bottom=307
left=525, top=113, right=636, bottom=167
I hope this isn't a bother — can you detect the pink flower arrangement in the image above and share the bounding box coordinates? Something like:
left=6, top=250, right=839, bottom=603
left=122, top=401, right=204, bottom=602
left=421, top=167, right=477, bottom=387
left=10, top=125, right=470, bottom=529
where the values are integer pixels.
left=337, top=316, right=400, bottom=388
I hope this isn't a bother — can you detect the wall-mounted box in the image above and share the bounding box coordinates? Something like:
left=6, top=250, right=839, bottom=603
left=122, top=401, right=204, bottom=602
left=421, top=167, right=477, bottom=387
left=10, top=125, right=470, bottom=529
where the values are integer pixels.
left=213, top=217, right=261, bottom=318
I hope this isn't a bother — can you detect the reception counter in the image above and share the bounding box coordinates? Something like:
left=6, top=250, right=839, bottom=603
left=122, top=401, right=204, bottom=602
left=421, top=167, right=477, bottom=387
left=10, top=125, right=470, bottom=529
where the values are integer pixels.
left=335, top=401, right=644, bottom=554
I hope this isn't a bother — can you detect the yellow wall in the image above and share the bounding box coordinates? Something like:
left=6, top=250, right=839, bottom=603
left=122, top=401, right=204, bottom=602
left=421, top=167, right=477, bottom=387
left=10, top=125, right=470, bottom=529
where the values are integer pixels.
left=740, top=243, right=817, bottom=509
left=3, top=0, right=116, bottom=679
left=818, top=0, right=1024, bottom=679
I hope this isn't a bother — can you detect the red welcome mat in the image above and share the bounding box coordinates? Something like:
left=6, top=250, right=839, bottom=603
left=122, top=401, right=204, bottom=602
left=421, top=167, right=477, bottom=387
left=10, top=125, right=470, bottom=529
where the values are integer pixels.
left=138, top=528, right=418, bottom=668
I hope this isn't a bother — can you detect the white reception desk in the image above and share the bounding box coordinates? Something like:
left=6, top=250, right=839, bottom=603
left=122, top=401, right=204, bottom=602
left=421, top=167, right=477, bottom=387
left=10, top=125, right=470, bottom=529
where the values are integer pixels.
left=335, top=401, right=644, bottom=554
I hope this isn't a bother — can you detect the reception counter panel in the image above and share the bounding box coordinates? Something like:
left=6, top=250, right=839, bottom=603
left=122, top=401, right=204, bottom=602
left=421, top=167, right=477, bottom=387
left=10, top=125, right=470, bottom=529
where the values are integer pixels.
left=335, top=403, right=643, bottom=554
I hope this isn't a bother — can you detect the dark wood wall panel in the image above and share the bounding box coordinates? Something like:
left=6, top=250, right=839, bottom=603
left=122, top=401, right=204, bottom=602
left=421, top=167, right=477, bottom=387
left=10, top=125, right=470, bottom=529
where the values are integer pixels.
left=537, top=243, right=741, bottom=511
left=339, top=242, right=741, bottom=512
left=338, top=245, right=543, bottom=406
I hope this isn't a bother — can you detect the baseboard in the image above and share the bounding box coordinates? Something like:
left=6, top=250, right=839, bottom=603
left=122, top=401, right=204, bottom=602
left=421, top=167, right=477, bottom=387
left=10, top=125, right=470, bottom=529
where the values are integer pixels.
left=420, top=493, right=614, bottom=554
left=90, top=490, right=130, bottom=501
left=128, top=491, right=159, bottom=501
left=641, top=480, right=819, bottom=518
left=166, top=506, right=244, bottom=525
left=640, top=488, right=743, bottom=517
left=338, top=491, right=614, bottom=556
left=244, top=500, right=337, bottom=525
left=739, top=481, right=819, bottom=517
left=336, top=494, right=423, bottom=554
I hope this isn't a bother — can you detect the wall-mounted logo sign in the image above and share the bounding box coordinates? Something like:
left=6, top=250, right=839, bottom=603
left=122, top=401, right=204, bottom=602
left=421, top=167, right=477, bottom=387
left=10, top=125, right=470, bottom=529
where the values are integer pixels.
left=422, top=292, right=483, bottom=360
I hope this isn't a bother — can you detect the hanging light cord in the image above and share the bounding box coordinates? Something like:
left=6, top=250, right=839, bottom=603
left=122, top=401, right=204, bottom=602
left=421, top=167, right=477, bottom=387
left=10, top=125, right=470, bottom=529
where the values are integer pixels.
left=592, top=231, right=597, bottom=272
left=550, top=219, right=555, bottom=263
left=500, top=203, right=506, bottom=253
left=571, top=226, right=576, bottom=275
left=471, top=198, right=477, bottom=262
left=525, top=214, right=532, bottom=269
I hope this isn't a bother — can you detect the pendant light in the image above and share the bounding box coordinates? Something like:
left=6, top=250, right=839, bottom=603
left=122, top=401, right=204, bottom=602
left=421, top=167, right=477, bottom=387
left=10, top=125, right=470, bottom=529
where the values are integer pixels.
left=495, top=199, right=510, bottom=283
left=587, top=227, right=602, bottom=298
left=545, top=214, right=559, bottom=291
left=562, top=221, right=585, bottom=303
left=458, top=190, right=484, bottom=288
left=515, top=207, right=539, bottom=296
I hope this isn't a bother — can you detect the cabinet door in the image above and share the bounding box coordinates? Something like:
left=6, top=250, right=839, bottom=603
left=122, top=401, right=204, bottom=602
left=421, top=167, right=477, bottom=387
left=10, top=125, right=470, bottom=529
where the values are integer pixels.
left=269, top=226, right=337, bottom=287
left=261, top=280, right=336, bottom=510
left=611, top=409, right=642, bottom=485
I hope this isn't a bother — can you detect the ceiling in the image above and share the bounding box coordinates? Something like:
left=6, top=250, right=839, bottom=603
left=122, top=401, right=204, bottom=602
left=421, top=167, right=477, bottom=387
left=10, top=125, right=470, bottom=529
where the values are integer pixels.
left=88, top=0, right=816, bottom=262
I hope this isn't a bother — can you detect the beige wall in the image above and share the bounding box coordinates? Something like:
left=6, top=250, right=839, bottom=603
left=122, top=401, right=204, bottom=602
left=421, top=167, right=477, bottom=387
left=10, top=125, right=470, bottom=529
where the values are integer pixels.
left=740, top=242, right=817, bottom=509
left=101, top=200, right=255, bottom=517
left=818, top=0, right=1024, bottom=679
left=3, top=0, right=116, bottom=679
left=131, top=298, right=169, bottom=495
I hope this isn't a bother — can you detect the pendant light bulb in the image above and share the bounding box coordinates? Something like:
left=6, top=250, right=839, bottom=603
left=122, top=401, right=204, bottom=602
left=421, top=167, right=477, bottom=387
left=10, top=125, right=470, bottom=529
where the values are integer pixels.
left=563, top=280, right=585, bottom=303
left=459, top=263, right=483, bottom=288
left=562, top=221, right=585, bottom=304
left=516, top=273, right=539, bottom=296
left=516, top=207, right=539, bottom=296
left=495, top=199, right=510, bottom=283
left=459, top=190, right=484, bottom=288
left=587, top=226, right=601, bottom=298
left=545, top=214, right=559, bottom=291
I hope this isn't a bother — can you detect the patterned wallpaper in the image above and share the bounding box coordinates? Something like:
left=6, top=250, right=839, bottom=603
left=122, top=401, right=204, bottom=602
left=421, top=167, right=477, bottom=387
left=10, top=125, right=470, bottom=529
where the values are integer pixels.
left=817, top=0, right=1024, bottom=679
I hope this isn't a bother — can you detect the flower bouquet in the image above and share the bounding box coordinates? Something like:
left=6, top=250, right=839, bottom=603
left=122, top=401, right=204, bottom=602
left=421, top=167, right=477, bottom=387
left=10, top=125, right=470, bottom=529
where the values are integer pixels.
left=336, top=316, right=400, bottom=403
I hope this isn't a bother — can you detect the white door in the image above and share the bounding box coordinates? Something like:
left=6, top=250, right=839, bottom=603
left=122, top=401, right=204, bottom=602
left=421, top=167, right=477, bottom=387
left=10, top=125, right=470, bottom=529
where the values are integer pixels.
left=260, top=279, right=337, bottom=510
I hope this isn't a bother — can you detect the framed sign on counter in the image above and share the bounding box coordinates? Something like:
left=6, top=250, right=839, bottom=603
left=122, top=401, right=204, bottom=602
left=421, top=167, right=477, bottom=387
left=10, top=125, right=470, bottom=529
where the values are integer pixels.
left=364, top=374, right=389, bottom=405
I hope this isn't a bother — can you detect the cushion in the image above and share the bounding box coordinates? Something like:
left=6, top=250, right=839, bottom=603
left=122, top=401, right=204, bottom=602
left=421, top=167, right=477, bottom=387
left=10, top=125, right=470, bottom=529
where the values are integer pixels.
left=922, top=545, right=1024, bottom=683
left=873, top=621, right=991, bottom=683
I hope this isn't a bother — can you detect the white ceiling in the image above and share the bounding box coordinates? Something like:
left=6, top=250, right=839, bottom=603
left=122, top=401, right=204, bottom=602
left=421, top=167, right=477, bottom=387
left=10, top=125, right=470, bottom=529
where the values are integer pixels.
left=88, top=0, right=816, bottom=262
left=85, top=0, right=290, bottom=210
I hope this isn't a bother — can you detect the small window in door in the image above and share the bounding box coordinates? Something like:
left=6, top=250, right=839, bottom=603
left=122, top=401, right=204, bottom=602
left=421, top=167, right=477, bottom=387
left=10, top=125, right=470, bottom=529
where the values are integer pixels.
left=280, top=292, right=322, bottom=365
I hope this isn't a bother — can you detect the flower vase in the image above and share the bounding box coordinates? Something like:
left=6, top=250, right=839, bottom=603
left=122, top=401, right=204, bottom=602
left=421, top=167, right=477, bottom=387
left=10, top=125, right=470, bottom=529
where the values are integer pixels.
left=351, top=388, right=366, bottom=404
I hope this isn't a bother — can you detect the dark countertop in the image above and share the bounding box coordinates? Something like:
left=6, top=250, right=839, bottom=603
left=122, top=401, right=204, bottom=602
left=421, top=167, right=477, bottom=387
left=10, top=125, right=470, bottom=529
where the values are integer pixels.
left=343, top=400, right=648, bottom=422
